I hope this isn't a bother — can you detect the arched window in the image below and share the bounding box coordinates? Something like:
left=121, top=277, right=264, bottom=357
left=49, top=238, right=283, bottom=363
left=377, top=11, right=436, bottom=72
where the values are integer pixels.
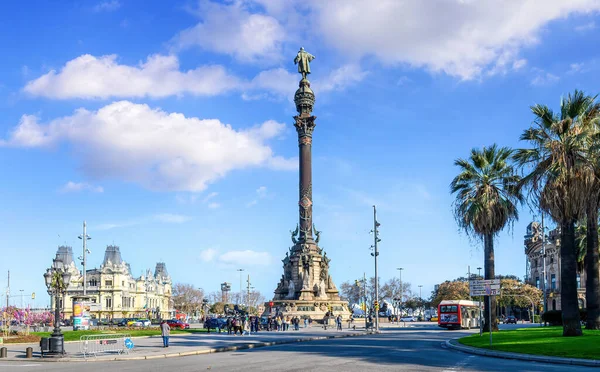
left=552, top=299, right=556, bottom=310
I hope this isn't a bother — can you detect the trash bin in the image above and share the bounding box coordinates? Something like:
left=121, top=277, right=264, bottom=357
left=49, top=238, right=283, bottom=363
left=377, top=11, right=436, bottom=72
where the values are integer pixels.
left=39, top=337, right=49, bottom=357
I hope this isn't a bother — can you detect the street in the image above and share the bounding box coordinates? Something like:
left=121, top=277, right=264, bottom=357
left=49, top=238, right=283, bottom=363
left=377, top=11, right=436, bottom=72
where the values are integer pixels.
left=0, top=325, right=595, bottom=371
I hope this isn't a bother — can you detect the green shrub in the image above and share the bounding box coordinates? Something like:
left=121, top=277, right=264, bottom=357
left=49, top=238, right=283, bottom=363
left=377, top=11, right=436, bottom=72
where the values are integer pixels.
left=533, top=315, right=541, bottom=323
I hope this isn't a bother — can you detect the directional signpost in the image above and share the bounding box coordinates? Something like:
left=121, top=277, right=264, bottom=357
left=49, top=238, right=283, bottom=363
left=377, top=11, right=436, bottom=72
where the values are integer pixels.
left=469, top=279, right=501, bottom=346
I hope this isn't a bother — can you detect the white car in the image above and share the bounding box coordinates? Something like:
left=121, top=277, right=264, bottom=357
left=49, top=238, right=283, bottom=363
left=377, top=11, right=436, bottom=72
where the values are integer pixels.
left=132, top=319, right=151, bottom=327
left=400, top=316, right=417, bottom=322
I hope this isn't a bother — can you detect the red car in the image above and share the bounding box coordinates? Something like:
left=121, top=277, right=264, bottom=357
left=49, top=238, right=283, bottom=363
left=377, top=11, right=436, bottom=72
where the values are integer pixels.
left=166, top=319, right=190, bottom=329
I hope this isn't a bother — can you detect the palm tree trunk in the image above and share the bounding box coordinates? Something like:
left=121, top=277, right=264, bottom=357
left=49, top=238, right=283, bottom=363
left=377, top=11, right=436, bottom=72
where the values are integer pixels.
left=482, top=233, right=498, bottom=332
left=561, top=220, right=583, bottom=336
left=585, top=204, right=600, bottom=329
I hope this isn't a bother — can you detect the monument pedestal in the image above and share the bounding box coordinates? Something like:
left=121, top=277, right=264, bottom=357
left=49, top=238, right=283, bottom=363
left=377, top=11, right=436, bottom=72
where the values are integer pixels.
left=264, top=299, right=351, bottom=322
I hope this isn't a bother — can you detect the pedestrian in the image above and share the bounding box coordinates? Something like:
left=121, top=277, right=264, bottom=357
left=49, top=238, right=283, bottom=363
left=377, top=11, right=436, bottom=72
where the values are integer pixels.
left=160, top=320, right=170, bottom=348
left=227, top=317, right=232, bottom=335
left=243, top=319, right=251, bottom=336
left=304, top=317, right=308, bottom=328
left=336, top=315, right=342, bottom=331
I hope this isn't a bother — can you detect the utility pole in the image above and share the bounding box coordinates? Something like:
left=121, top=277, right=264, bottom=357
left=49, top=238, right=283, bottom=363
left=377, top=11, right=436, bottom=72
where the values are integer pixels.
left=541, top=214, right=547, bottom=315
left=477, top=266, right=483, bottom=336
left=78, top=221, right=91, bottom=296
left=6, top=271, right=9, bottom=308
left=246, top=274, right=251, bottom=307
left=371, top=205, right=381, bottom=332
left=397, top=267, right=403, bottom=322
left=418, top=285, right=423, bottom=319
left=237, top=269, right=244, bottom=305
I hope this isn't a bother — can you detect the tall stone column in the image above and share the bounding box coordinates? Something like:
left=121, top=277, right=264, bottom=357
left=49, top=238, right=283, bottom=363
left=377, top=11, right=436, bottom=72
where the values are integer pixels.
left=294, top=78, right=316, bottom=244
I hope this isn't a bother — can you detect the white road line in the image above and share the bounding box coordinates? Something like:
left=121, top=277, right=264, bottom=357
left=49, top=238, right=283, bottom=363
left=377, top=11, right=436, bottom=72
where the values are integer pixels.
left=0, top=364, right=41, bottom=367
left=442, top=355, right=475, bottom=371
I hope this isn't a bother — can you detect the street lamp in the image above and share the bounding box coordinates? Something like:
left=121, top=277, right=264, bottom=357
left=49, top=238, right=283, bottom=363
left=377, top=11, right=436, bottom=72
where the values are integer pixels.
left=237, top=269, right=244, bottom=305
left=354, top=273, right=367, bottom=330
left=77, top=221, right=91, bottom=296
left=43, top=258, right=72, bottom=356
left=418, top=285, right=423, bottom=319
left=396, top=268, right=403, bottom=322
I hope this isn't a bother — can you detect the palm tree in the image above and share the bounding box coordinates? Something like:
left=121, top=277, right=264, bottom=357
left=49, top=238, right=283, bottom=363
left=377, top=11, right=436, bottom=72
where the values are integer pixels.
left=451, top=144, right=523, bottom=332
left=514, top=90, right=597, bottom=336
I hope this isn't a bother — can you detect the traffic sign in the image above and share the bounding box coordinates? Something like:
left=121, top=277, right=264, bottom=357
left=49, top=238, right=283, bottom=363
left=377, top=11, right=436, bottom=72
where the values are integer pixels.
left=469, top=279, right=501, bottom=296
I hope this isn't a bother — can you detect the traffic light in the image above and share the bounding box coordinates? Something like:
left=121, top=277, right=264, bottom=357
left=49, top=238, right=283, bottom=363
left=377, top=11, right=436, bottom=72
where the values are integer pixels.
left=374, top=300, right=379, bottom=310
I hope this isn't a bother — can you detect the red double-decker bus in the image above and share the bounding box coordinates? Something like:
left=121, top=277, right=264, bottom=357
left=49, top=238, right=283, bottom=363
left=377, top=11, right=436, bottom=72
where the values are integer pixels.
left=437, top=300, right=480, bottom=330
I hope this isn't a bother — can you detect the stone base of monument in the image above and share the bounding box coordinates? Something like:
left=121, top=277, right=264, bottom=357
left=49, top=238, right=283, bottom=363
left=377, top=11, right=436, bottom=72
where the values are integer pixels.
left=262, top=300, right=352, bottom=322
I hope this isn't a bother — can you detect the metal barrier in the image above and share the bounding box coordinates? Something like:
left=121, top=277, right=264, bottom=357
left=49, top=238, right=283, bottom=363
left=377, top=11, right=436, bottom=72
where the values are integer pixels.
left=79, top=334, right=133, bottom=359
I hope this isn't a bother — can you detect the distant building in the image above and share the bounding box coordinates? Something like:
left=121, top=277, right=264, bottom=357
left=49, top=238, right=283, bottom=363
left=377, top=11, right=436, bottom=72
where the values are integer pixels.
left=524, top=222, right=585, bottom=311
left=48, top=245, right=173, bottom=321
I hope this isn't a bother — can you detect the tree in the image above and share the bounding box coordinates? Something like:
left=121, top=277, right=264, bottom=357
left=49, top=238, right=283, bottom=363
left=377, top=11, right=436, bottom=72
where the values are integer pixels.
left=514, top=90, right=598, bottom=336
left=430, top=280, right=471, bottom=308
left=380, top=277, right=412, bottom=303
left=246, top=291, right=265, bottom=309
left=339, top=281, right=362, bottom=305
left=451, top=145, right=523, bottom=331
left=496, top=279, right=542, bottom=320
left=172, top=283, right=204, bottom=316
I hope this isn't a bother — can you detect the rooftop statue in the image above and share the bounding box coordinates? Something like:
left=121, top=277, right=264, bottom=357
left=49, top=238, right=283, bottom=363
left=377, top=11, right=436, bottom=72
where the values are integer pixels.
left=294, top=47, right=315, bottom=79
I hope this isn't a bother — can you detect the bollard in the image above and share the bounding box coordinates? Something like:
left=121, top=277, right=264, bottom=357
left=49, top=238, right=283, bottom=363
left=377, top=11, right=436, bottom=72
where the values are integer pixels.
left=0, top=347, right=7, bottom=358
left=26, top=347, right=33, bottom=358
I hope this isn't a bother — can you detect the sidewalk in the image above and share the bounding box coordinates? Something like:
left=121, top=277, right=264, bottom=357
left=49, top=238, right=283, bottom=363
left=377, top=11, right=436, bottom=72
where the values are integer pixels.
left=446, top=338, right=600, bottom=368
left=1, top=326, right=371, bottom=362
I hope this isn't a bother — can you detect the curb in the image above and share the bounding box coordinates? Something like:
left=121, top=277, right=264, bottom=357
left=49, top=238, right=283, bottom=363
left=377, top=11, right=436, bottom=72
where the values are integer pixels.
left=2, top=331, right=374, bottom=363
left=445, top=338, right=600, bottom=367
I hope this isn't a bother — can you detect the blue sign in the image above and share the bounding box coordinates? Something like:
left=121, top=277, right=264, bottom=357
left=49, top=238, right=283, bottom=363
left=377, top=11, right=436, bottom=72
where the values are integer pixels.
left=124, top=338, right=134, bottom=349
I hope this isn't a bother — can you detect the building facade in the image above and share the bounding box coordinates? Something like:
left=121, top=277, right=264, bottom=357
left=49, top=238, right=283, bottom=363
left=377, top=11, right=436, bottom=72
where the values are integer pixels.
left=524, top=222, right=586, bottom=311
left=48, top=245, right=173, bottom=321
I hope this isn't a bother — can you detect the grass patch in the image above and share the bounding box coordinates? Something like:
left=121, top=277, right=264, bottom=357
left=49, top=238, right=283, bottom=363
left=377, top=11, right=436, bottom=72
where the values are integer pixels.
left=458, top=327, right=600, bottom=360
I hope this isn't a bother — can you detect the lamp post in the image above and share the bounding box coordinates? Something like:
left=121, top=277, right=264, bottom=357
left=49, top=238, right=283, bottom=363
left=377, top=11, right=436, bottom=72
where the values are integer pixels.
left=43, top=258, right=72, bottom=356
left=237, top=269, right=244, bottom=305
left=418, top=285, right=423, bottom=319
left=78, top=221, right=91, bottom=296
left=397, top=268, right=403, bottom=322
left=371, top=205, right=381, bottom=332
left=20, top=289, right=24, bottom=309
left=355, top=272, right=367, bottom=330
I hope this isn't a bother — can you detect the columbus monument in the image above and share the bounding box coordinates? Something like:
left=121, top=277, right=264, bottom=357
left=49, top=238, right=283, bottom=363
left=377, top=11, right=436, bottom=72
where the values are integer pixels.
left=264, top=48, right=351, bottom=320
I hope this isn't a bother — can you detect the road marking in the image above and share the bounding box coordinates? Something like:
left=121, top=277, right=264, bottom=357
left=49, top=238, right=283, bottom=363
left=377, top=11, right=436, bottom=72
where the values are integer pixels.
left=442, top=355, right=475, bottom=371
left=0, top=364, right=41, bottom=367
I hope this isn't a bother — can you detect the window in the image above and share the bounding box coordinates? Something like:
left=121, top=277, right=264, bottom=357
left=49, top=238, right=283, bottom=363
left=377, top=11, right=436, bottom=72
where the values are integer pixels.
left=105, top=280, right=113, bottom=287
left=440, top=305, right=458, bottom=313
left=550, top=255, right=554, bottom=264
left=89, top=279, right=97, bottom=287
left=535, top=277, right=540, bottom=289
left=105, top=297, right=112, bottom=308
left=122, top=281, right=125, bottom=287
left=551, top=274, right=556, bottom=290
left=577, top=274, right=581, bottom=289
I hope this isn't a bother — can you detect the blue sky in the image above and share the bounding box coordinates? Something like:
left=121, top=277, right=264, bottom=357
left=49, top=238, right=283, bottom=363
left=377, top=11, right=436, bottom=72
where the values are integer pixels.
left=1, top=0, right=600, bottom=308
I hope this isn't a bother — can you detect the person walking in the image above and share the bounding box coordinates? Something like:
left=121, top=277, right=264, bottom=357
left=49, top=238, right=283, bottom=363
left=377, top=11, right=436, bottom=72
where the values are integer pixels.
left=160, top=320, right=171, bottom=348
left=304, top=317, right=308, bottom=328
left=336, top=315, right=342, bottom=331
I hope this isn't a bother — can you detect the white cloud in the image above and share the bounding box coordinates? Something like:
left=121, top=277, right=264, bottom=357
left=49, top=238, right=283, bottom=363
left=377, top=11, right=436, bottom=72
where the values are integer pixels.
left=512, top=59, right=528, bottom=70
left=575, top=21, right=596, bottom=31
left=218, top=250, right=272, bottom=266
left=173, top=0, right=285, bottom=64
left=308, top=0, right=600, bottom=80
left=0, top=101, right=294, bottom=191
left=199, top=248, right=218, bottom=262
left=154, top=213, right=191, bottom=224
left=246, top=200, right=258, bottom=207
left=256, top=186, right=268, bottom=198
left=531, top=71, right=560, bottom=86
left=207, top=202, right=220, bottom=209
left=60, top=181, right=104, bottom=193
left=93, top=0, right=121, bottom=12
left=23, top=54, right=242, bottom=99
left=315, top=64, right=368, bottom=92
left=568, top=62, right=585, bottom=73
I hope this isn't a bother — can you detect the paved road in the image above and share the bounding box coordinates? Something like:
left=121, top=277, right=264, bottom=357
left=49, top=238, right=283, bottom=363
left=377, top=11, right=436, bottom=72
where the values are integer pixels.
left=1, top=326, right=594, bottom=371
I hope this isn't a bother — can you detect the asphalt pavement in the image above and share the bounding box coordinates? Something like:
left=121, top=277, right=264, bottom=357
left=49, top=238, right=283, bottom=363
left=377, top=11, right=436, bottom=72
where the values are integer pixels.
left=0, top=323, right=596, bottom=371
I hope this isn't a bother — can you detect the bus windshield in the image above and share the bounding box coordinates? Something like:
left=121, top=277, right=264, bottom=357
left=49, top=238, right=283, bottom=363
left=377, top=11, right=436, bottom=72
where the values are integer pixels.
left=440, top=305, right=458, bottom=313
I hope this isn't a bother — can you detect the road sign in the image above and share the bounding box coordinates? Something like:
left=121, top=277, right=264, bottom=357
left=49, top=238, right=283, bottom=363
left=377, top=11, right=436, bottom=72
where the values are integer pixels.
left=469, top=279, right=501, bottom=296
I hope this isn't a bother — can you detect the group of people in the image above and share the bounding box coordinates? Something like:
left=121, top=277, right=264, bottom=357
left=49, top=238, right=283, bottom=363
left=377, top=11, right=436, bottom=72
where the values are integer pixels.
left=264, top=315, right=311, bottom=331
left=322, top=314, right=345, bottom=331
left=225, top=315, right=256, bottom=336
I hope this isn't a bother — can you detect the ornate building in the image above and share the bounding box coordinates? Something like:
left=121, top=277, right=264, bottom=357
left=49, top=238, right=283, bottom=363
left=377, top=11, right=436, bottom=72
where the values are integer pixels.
left=524, top=222, right=586, bottom=311
left=264, top=48, right=351, bottom=320
left=48, top=245, right=173, bottom=321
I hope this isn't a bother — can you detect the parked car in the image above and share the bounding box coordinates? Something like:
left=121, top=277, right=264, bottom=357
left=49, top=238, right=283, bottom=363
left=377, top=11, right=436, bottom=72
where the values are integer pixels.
left=132, top=318, right=151, bottom=327
left=167, top=319, right=190, bottom=329
left=430, top=316, right=438, bottom=322
left=504, top=316, right=517, bottom=324
left=204, top=317, right=227, bottom=332
left=400, top=316, right=417, bottom=322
